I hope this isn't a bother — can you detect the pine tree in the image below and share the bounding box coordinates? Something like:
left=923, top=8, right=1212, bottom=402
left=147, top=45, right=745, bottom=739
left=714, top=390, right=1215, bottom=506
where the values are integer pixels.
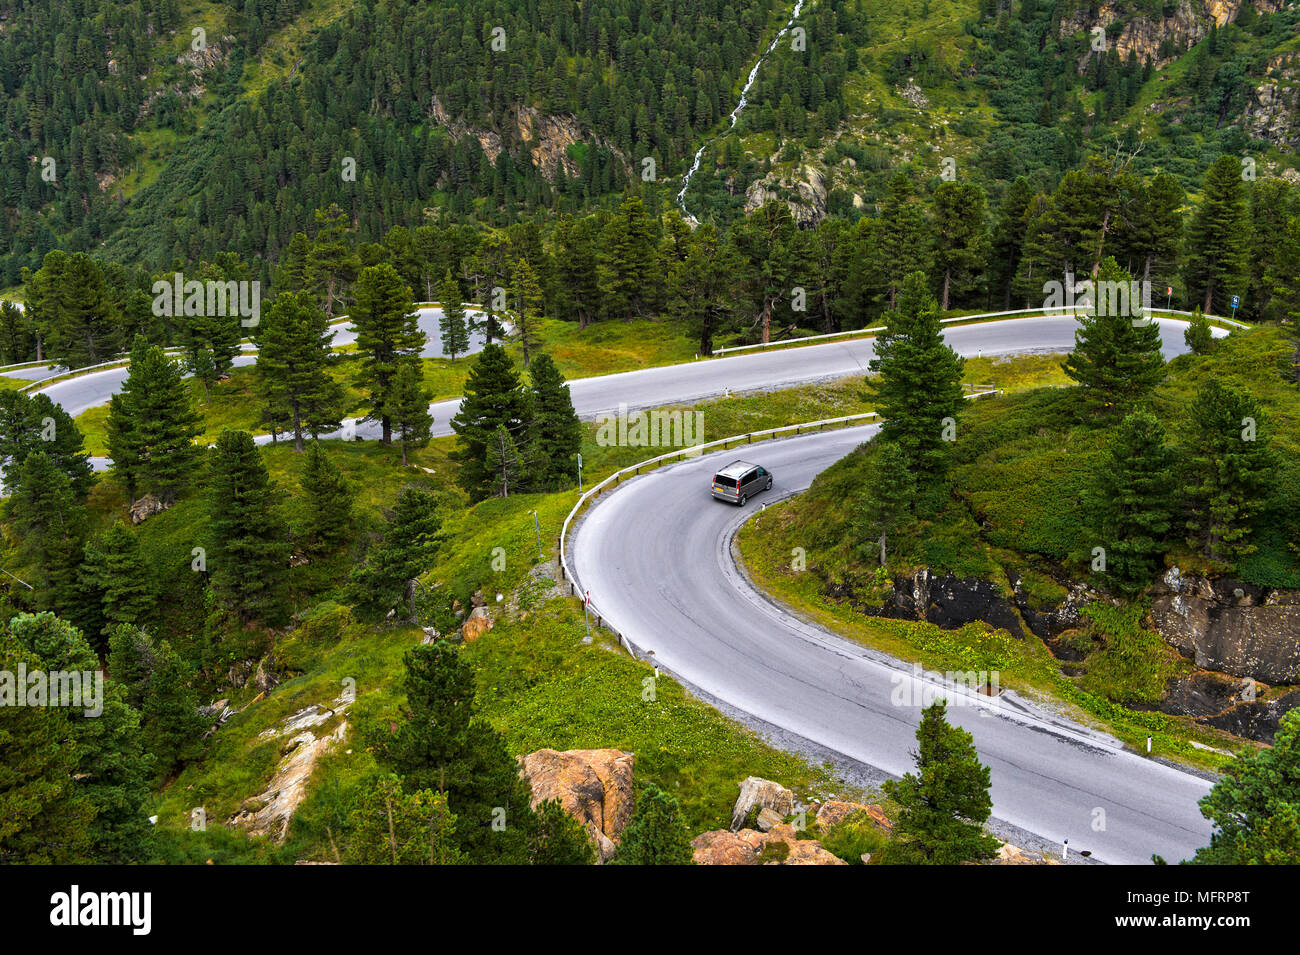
left=1061, top=257, right=1164, bottom=421
left=0, top=632, right=96, bottom=863
left=554, top=215, right=601, bottom=329
left=450, top=344, right=533, bottom=501
left=861, top=440, right=916, bottom=566
left=10, top=451, right=84, bottom=612
left=1193, top=709, right=1300, bottom=864
left=527, top=353, right=581, bottom=490
left=306, top=204, right=360, bottom=317
left=1183, top=307, right=1214, bottom=355
left=883, top=699, right=999, bottom=864
left=931, top=180, right=990, bottom=311
left=1185, top=156, right=1251, bottom=314
left=1139, top=172, right=1184, bottom=290
left=141, top=640, right=207, bottom=779
left=510, top=257, right=544, bottom=367
left=988, top=177, right=1035, bottom=309
left=1180, top=380, right=1275, bottom=562
left=346, top=774, right=462, bottom=865
left=369, top=641, right=537, bottom=863
left=107, top=624, right=157, bottom=711
left=350, top=484, right=444, bottom=613
left=97, top=522, right=156, bottom=634
left=733, top=199, right=799, bottom=343
left=485, top=424, right=526, bottom=498
left=387, top=359, right=433, bottom=466
left=676, top=223, right=744, bottom=356
left=299, top=441, right=354, bottom=552
left=106, top=335, right=202, bottom=503
left=613, top=784, right=694, bottom=865
left=877, top=173, right=932, bottom=311
left=351, top=264, right=425, bottom=445
left=530, top=799, right=596, bottom=865
left=437, top=271, right=470, bottom=361
left=207, top=430, right=290, bottom=624
left=256, top=290, right=345, bottom=451
left=867, top=272, right=965, bottom=492
left=0, top=389, right=93, bottom=500
left=23, top=250, right=120, bottom=368
left=597, top=193, right=659, bottom=320
left=8, top=613, right=154, bottom=863
left=1088, top=412, right=1175, bottom=593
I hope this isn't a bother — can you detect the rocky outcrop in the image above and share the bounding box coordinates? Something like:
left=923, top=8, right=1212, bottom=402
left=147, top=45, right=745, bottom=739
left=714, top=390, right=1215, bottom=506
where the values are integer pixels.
left=1058, top=1, right=1285, bottom=69
left=815, top=800, right=892, bottom=833
left=518, top=748, right=636, bottom=862
left=1159, top=670, right=1300, bottom=744
left=744, top=163, right=828, bottom=227
left=428, top=95, right=630, bottom=184
left=692, top=824, right=847, bottom=865
left=1008, top=572, right=1101, bottom=642
left=1150, top=567, right=1300, bottom=685
left=836, top=568, right=1029, bottom=638
left=230, top=695, right=351, bottom=842
left=129, top=493, right=170, bottom=525
left=459, top=605, right=494, bottom=643
left=730, top=776, right=795, bottom=831
left=898, top=79, right=929, bottom=109
left=1240, top=55, right=1300, bottom=151
left=990, top=842, right=1057, bottom=865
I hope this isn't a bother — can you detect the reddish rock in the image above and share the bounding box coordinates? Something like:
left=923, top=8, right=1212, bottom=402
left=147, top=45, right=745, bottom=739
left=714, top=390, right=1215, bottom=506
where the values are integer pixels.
left=519, top=748, right=635, bottom=862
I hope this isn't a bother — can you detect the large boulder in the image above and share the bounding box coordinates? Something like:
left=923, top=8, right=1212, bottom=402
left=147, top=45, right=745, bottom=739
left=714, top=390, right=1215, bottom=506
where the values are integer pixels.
left=459, top=606, right=493, bottom=643
left=518, top=748, right=635, bottom=862
left=730, top=776, right=794, bottom=831
left=692, top=824, right=846, bottom=865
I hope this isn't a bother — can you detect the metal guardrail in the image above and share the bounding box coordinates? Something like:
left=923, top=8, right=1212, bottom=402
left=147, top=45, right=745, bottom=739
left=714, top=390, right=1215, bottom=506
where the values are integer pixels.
left=708, top=306, right=1245, bottom=356
left=556, top=390, right=1000, bottom=656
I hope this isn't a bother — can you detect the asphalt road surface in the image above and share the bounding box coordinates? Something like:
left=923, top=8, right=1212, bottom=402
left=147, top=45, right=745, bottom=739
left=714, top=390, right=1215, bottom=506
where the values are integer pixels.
left=25, top=305, right=492, bottom=421
left=569, top=423, right=1217, bottom=865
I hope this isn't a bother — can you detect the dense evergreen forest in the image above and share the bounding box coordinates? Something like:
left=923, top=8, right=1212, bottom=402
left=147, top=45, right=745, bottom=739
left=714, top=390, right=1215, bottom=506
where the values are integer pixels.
left=2, top=0, right=1298, bottom=288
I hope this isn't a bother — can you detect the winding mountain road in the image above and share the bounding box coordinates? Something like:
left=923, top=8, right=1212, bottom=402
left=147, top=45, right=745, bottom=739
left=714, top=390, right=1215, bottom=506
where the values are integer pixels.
left=569, top=424, right=1216, bottom=865
left=563, top=316, right=1224, bottom=865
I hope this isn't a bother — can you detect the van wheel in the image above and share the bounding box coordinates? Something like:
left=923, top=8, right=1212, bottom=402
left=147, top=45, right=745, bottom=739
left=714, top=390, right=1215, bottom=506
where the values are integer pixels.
left=739, top=494, right=747, bottom=506
left=766, top=478, right=773, bottom=491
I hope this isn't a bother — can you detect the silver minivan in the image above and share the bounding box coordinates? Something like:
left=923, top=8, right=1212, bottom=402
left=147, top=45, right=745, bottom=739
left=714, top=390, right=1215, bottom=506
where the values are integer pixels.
left=711, top=460, right=773, bottom=505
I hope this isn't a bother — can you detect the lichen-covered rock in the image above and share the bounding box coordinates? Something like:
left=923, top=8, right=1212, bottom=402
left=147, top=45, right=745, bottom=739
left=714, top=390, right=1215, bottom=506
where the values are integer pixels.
left=730, top=776, right=795, bottom=831
left=815, top=800, right=892, bottom=833
left=518, top=748, right=635, bottom=862
left=692, top=824, right=847, bottom=865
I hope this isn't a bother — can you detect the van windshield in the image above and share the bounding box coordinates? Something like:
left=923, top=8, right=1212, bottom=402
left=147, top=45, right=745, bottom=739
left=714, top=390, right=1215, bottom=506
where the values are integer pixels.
left=714, top=474, right=738, bottom=488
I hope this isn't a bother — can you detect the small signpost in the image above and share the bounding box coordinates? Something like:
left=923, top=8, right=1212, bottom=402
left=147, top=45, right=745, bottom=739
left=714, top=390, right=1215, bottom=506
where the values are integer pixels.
left=1231, top=294, right=1241, bottom=321
left=1166, top=286, right=1173, bottom=310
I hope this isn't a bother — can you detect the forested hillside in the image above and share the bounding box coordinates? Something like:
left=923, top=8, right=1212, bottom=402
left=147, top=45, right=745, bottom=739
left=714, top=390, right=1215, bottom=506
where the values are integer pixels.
left=3, top=0, right=1298, bottom=288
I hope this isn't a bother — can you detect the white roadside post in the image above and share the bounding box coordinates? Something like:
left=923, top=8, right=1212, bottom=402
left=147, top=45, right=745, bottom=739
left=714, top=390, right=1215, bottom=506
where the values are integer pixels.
left=577, top=452, right=583, bottom=494
left=582, top=589, right=592, bottom=640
